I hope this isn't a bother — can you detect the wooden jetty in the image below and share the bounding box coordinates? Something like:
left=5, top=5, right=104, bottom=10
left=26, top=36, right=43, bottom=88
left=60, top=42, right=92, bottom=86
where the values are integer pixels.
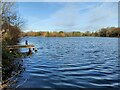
left=7, top=45, right=35, bottom=50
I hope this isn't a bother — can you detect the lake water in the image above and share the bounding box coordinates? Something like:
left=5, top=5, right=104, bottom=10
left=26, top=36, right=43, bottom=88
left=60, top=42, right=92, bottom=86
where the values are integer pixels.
left=11, top=37, right=119, bottom=89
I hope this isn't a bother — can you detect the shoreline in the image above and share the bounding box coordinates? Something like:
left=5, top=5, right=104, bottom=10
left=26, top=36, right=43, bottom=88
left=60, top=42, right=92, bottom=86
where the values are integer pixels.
left=1, top=51, right=26, bottom=89
left=21, top=36, right=120, bottom=38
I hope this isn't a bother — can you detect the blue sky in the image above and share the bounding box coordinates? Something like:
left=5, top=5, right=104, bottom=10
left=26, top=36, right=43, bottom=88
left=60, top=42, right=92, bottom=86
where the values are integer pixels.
left=16, top=2, right=118, bottom=32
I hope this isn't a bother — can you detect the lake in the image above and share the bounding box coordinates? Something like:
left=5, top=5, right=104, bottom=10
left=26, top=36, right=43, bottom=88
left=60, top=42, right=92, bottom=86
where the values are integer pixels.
left=11, top=37, right=119, bottom=89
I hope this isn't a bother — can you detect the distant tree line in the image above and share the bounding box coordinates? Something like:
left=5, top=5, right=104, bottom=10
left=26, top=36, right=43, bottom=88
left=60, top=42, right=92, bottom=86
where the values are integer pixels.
left=21, top=27, right=120, bottom=37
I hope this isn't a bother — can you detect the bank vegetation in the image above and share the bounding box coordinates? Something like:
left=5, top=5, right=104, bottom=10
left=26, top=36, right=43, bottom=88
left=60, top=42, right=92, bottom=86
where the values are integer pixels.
left=1, top=2, right=24, bottom=86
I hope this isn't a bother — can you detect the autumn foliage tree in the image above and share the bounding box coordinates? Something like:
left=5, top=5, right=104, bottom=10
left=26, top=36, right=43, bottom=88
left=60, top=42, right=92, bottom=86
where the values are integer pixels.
left=1, top=2, right=24, bottom=45
left=0, top=1, right=24, bottom=81
left=22, top=27, right=120, bottom=37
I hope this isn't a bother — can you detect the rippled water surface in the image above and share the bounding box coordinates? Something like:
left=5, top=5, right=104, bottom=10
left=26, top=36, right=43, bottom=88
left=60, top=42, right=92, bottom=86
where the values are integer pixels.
left=12, top=37, right=119, bottom=89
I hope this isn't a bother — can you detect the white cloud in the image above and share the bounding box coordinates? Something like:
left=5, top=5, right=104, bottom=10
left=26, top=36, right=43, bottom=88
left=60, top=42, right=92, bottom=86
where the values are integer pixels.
left=89, top=2, right=118, bottom=23
left=41, top=2, right=118, bottom=32
left=39, top=4, right=95, bottom=31
left=87, top=2, right=118, bottom=31
left=24, top=2, right=118, bottom=32
left=51, top=5, right=80, bottom=27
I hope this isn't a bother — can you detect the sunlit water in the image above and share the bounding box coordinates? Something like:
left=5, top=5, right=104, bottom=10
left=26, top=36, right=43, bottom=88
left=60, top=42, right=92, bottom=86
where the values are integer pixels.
left=11, top=37, right=119, bottom=89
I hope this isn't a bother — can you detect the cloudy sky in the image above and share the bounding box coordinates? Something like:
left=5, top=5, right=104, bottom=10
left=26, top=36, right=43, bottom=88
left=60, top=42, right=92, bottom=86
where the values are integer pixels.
left=17, top=2, right=118, bottom=32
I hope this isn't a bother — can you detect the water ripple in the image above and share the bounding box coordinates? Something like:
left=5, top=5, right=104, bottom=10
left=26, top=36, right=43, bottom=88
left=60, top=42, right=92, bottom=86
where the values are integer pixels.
left=13, top=37, right=119, bottom=89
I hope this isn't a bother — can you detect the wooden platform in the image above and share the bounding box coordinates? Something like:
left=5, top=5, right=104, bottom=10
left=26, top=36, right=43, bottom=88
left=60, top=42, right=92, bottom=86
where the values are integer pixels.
left=7, top=45, right=35, bottom=49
